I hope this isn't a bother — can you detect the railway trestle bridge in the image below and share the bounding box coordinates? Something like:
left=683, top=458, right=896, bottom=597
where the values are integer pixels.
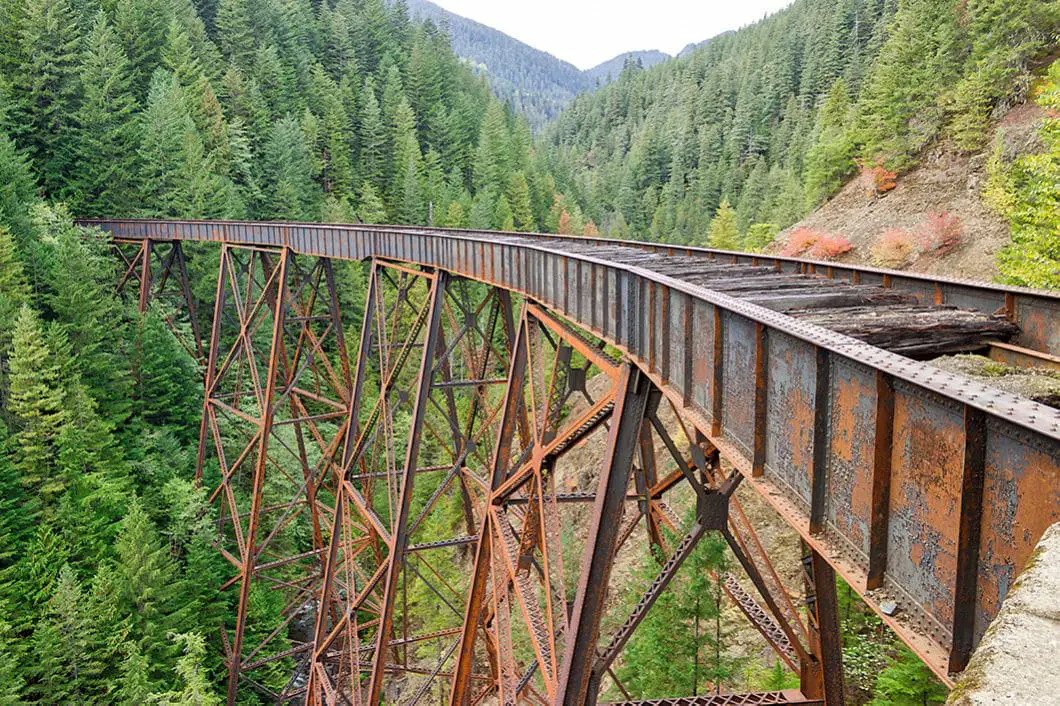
left=83, top=219, right=1060, bottom=706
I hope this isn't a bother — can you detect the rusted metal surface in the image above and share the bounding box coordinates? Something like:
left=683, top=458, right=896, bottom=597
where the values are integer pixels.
left=600, top=694, right=823, bottom=705
left=112, top=237, right=203, bottom=360
left=987, top=341, right=1060, bottom=371
left=389, top=225, right=1060, bottom=357
left=85, top=219, right=1060, bottom=699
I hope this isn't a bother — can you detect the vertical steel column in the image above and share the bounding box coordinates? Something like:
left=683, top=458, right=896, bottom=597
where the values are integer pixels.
left=366, top=270, right=449, bottom=704
left=812, top=550, right=845, bottom=705
left=557, top=365, right=650, bottom=704
left=950, top=408, right=986, bottom=673
left=226, top=248, right=292, bottom=705
left=800, top=542, right=845, bottom=705
left=138, top=239, right=153, bottom=313
left=450, top=307, right=530, bottom=706
left=195, top=245, right=230, bottom=482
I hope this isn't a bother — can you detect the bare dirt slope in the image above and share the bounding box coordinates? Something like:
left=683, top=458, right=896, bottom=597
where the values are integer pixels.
left=784, top=101, right=1045, bottom=282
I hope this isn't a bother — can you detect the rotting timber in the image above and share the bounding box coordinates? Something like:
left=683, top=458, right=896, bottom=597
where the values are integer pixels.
left=81, top=219, right=1060, bottom=706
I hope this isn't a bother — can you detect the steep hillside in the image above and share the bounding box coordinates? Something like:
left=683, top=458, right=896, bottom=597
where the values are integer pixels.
left=784, top=68, right=1056, bottom=287
left=400, top=1, right=678, bottom=128
left=540, top=0, right=1057, bottom=276
left=402, top=0, right=590, bottom=127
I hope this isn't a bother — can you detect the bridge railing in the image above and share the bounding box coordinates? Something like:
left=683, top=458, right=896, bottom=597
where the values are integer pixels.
left=80, top=218, right=1060, bottom=682
left=370, top=222, right=1060, bottom=359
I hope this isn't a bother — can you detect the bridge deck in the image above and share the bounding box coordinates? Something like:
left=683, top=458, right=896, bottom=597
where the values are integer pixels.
left=496, top=237, right=1020, bottom=358
left=82, top=219, right=1060, bottom=684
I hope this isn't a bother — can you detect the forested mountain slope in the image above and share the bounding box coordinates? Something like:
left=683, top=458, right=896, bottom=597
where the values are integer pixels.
left=585, top=51, right=671, bottom=84
left=401, top=0, right=676, bottom=128
left=402, top=0, right=592, bottom=127
left=0, top=0, right=567, bottom=700
left=542, top=0, right=1058, bottom=287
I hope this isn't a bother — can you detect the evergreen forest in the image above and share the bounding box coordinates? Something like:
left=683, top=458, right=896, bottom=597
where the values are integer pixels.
left=0, top=0, right=1055, bottom=702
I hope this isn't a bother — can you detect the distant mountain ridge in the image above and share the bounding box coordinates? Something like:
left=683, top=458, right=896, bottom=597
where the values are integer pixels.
left=584, top=51, right=670, bottom=84
left=400, top=0, right=673, bottom=128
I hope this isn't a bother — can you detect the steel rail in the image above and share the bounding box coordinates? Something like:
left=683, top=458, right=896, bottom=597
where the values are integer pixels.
left=80, top=218, right=1060, bottom=685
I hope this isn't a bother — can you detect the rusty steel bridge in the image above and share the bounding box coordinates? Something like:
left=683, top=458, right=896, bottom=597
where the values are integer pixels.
left=82, top=219, right=1060, bottom=706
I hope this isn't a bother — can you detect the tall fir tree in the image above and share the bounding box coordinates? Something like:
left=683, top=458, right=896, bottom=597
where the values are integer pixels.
left=8, top=305, right=66, bottom=501
left=138, top=70, right=228, bottom=218
left=28, top=565, right=100, bottom=703
left=359, top=78, right=388, bottom=195
left=262, top=114, right=319, bottom=221
left=508, top=172, right=535, bottom=232
left=69, top=11, right=140, bottom=216
left=5, top=0, right=82, bottom=195
left=113, top=497, right=188, bottom=678
left=708, top=199, right=740, bottom=250
left=0, top=132, right=39, bottom=245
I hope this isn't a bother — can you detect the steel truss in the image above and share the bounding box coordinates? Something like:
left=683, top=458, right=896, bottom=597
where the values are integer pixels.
left=112, top=237, right=204, bottom=360
left=124, top=241, right=845, bottom=705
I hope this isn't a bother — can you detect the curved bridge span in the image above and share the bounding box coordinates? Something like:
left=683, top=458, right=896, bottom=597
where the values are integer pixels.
left=82, top=219, right=1060, bottom=705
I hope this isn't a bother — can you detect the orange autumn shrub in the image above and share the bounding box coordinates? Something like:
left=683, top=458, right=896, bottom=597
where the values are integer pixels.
left=871, top=229, right=917, bottom=268
left=858, top=158, right=897, bottom=198
left=777, top=227, right=822, bottom=256
left=918, top=211, right=963, bottom=254
left=809, top=234, right=854, bottom=260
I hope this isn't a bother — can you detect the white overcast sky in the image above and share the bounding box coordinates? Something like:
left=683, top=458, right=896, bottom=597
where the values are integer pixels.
left=429, top=0, right=795, bottom=70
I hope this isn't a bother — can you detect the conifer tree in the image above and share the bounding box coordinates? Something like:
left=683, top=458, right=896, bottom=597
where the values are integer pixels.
left=118, top=643, right=153, bottom=705
left=494, top=194, right=514, bottom=231
left=473, top=102, right=511, bottom=194
left=70, top=12, right=141, bottom=216
left=55, top=381, right=131, bottom=563
left=0, top=225, right=29, bottom=351
left=133, top=310, right=202, bottom=437
left=17, top=524, right=70, bottom=615
left=110, top=0, right=170, bottom=97
left=469, top=189, right=495, bottom=230
left=708, top=199, right=740, bottom=250
left=444, top=200, right=468, bottom=228
left=357, top=181, right=388, bottom=224
left=508, top=172, right=535, bottom=232
left=804, top=79, right=855, bottom=205
left=390, top=98, right=423, bottom=219
left=28, top=565, right=99, bottom=704
left=8, top=305, right=65, bottom=498
left=214, top=0, right=255, bottom=68
left=162, top=20, right=209, bottom=125
left=0, top=133, right=38, bottom=245
left=114, top=497, right=187, bottom=674
left=0, top=607, right=26, bottom=701
left=397, top=153, right=424, bottom=224
left=359, top=79, right=388, bottom=194
left=262, top=114, right=319, bottom=221
left=148, top=633, right=223, bottom=705
left=5, top=0, right=82, bottom=195
left=138, top=70, right=227, bottom=218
